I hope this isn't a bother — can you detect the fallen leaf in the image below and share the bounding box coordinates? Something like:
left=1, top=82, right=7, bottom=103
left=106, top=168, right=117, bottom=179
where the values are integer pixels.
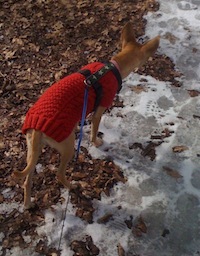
left=161, top=228, right=170, bottom=237
left=131, top=85, right=147, bottom=94
left=163, top=166, right=183, bottom=179
left=113, top=171, right=127, bottom=183
left=97, top=213, right=113, bottom=224
left=86, top=236, right=100, bottom=255
left=3, top=49, right=16, bottom=60
left=188, top=90, right=200, bottom=97
left=132, top=216, right=147, bottom=237
left=0, top=137, right=5, bottom=149
left=162, top=128, right=173, bottom=138
left=29, top=43, right=40, bottom=53
left=136, top=216, right=147, bottom=233
left=0, top=194, right=4, bottom=203
left=12, top=37, right=24, bottom=46
left=172, top=145, right=189, bottom=153
left=193, top=115, right=200, bottom=119
left=54, top=70, right=63, bottom=81
left=163, top=32, right=178, bottom=45
left=84, top=39, right=96, bottom=47
left=142, top=142, right=162, bottom=161
left=52, top=21, right=64, bottom=31
left=117, top=243, right=125, bottom=256
left=124, top=217, right=133, bottom=229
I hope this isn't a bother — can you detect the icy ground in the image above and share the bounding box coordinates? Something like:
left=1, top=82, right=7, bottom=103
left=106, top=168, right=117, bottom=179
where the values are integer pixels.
left=1, top=0, right=200, bottom=255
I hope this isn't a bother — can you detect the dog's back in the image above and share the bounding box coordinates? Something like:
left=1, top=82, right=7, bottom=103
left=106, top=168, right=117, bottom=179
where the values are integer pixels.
left=22, top=62, right=120, bottom=142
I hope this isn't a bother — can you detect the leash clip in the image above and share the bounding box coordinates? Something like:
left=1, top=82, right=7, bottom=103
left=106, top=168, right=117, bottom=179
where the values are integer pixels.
left=84, top=79, right=92, bottom=88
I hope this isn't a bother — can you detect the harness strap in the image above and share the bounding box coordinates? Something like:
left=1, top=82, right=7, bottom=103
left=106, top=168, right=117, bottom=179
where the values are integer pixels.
left=78, top=69, right=103, bottom=111
left=78, top=62, right=122, bottom=110
left=108, top=62, right=122, bottom=93
left=84, top=62, right=122, bottom=93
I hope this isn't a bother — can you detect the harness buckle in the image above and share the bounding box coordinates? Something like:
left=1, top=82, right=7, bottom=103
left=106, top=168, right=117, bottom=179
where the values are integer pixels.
left=84, top=79, right=92, bottom=88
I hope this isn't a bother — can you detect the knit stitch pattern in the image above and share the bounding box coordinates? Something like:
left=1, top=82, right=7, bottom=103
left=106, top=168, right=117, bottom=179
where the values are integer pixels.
left=22, top=62, right=120, bottom=142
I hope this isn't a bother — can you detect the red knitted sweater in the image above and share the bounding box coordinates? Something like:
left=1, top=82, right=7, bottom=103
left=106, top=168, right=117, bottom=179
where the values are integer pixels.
left=22, top=62, right=121, bottom=142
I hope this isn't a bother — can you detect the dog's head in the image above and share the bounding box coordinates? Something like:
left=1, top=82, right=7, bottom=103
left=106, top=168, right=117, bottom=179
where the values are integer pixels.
left=113, top=22, right=160, bottom=78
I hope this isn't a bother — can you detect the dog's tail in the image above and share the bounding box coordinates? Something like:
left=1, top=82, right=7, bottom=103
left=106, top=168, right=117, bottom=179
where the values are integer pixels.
left=13, top=130, right=42, bottom=178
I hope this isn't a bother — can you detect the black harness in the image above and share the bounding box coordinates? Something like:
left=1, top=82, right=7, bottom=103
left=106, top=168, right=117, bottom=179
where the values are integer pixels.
left=78, top=62, right=122, bottom=110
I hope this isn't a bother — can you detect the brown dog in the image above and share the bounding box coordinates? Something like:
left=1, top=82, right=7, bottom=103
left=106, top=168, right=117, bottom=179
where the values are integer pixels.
left=13, top=22, right=160, bottom=209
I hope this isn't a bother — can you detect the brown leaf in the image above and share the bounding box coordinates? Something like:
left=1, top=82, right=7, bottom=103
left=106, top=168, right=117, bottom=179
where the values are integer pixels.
left=163, top=32, right=178, bottom=45
left=163, top=166, right=183, bottom=179
left=3, top=49, right=16, bottom=60
left=172, top=145, right=189, bottom=153
left=54, top=70, right=64, bottom=81
left=124, top=218, right=133, bottom=229
left=142, top=142, right=162, bottom=161
left=162, top=128, right=173, bottom=138
left=132, top=216, right=147, bottom=237
left=84, top=39, right=96, bottom=47
left=86, top=236, right=100, bottom=255
left=136, top=216, right=147, bottom=233
left=113, top=171, right=127, bottom=183
left=131, top=85, right=147, bottom=94
left=117, top=243, right=126, bottom=256
left=188, top=90, right=200, bottom=97
left=97, top=213, right=113, bottom=224
left=29, top=43, right=40, bottom=53
left=132, top=228, right=143, bottom=237
left=72, top=172, right=88, bottom=180
left=0, top=136, right=5, bottom=149
left=52, top=21, right=64, bottom=31
left=0, top=194, right=4, bottom=203
left=12, top=37, right=24, bottom=46
left=193, top=115, right=200, bottom=120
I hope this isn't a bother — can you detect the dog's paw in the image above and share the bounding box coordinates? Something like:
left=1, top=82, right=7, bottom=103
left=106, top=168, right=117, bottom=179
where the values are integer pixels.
left=91, top=137, right=104, bottom=147
left=24, top=201, right=36, bottom=210
left=70, top=181, right=80, bottom=190
left=57, top=175, right=71, bottom=189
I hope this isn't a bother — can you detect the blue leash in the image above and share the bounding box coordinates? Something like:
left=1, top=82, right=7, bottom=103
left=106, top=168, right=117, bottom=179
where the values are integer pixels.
left=58, top=63, right=122, bottom=250
left=75, top=86, right=89, bottom=160
left=58, top=86, right=89, bottom=251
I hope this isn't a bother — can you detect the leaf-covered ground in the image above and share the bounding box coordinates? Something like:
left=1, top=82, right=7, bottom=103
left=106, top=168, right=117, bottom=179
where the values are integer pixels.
left=0, top=0, right=183, bottom=255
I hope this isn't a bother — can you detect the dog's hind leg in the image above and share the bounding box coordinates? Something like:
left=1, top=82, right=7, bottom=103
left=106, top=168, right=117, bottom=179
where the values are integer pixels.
left=14, top=129, right=42, bottom=208
left=13, top=130, right=42, bottom=178
left=23, top=168, right=35, bottom=209
left=54, top=131, right=75, bottom=189
left=24, top=130, right=43, bottom=208
left=23, top=131, right=34, bottom=208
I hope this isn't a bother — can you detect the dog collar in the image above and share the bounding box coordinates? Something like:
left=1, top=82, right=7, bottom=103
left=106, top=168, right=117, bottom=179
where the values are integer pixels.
left=110, top=59, right=120, bottom=73
left=84, top=62, right=122, bottom=93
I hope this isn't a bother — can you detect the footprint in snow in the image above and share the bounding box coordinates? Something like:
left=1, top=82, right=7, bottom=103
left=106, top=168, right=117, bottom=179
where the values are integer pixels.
left=177, top=1, right=198, bottom=10
left=145, top=100, right=165, bottom=120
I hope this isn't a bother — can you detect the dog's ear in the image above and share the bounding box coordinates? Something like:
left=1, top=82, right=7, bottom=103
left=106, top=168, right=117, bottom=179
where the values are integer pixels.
left=142, top=36, right=160, bottom=58
left=121, top=22, right=137, bottom=48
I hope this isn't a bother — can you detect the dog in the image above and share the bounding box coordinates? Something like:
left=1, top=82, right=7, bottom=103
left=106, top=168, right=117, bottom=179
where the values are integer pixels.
left=13, top=22, right=160, bottom=209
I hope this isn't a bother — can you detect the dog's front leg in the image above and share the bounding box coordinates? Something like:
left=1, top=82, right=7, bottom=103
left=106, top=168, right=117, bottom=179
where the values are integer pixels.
left=90, top=106, right=106, bottom=147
